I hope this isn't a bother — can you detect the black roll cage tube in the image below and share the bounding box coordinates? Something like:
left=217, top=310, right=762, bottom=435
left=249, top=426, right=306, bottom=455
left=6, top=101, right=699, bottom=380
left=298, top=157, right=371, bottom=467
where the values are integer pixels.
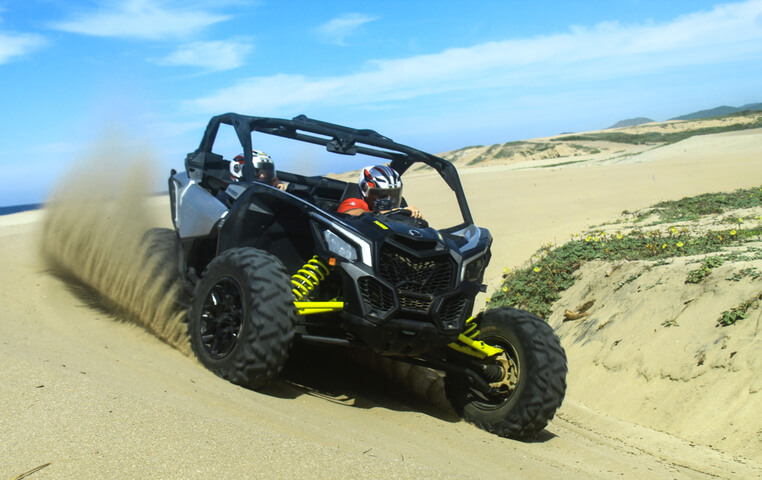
left=195, top=113, right=474, bottom=227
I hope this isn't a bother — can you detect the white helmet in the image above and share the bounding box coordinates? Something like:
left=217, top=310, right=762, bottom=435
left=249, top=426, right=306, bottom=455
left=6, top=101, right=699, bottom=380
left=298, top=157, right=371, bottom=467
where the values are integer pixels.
left=359, top=165, right=402, bottom=211
left=230, top=150, right=274, bottom=183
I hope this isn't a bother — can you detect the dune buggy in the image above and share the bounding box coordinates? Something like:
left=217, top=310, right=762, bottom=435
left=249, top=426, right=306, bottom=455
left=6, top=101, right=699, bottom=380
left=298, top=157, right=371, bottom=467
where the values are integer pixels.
left=146, top=113, right=567, bottom=438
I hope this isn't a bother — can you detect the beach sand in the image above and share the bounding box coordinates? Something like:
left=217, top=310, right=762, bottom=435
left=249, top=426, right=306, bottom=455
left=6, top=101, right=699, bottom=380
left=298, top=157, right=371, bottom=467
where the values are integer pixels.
left=2, top=127, right=761, bottom=478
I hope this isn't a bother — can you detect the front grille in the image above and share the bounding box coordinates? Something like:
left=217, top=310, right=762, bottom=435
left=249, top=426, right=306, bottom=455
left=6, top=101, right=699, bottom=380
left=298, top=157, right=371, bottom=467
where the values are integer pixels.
left=399, top=294, right=433, bottom=312
left=358, top=277, right=394, bottom=312
left=439, top=295, right=469, bottom=324
left=379, top=245, right=455, bottom=294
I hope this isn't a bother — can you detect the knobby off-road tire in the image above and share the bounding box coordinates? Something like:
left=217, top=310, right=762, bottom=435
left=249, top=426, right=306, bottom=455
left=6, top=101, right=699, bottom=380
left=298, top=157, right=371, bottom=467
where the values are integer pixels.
left=445, top=307, right=567, bottom=439
left=141, top=228, right=190, bottom=308
left=188, top=247, right=295, bottom=389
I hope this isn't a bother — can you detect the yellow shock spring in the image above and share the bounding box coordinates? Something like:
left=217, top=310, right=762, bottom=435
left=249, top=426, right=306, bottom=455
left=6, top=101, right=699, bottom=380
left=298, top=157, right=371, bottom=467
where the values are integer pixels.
left=291, top=256, right=330, bottom=301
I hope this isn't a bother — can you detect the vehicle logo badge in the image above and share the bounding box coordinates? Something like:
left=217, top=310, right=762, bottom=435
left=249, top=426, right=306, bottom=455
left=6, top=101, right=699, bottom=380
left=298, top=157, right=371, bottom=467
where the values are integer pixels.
left=409, top=229, right=423, bottom=237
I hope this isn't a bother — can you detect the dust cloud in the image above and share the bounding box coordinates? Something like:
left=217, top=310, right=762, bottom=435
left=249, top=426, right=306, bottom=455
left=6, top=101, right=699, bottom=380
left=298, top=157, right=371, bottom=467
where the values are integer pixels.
left=39, top=142, right=191, bottom=355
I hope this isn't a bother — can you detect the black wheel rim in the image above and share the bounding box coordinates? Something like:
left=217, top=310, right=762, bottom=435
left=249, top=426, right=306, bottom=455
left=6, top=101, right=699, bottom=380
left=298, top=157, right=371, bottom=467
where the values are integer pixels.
left=199, top=277, right=244, bottom=359
left=470, top=336, right=521, bottom=410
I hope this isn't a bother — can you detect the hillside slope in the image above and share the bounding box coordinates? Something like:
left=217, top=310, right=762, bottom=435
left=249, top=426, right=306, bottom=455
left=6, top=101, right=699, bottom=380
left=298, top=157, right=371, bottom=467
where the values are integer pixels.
left=671, top=102, right=762, bottom=120
left=438, top=111, right=762, bottom=170
left=527, top=198, right=762, bottom=461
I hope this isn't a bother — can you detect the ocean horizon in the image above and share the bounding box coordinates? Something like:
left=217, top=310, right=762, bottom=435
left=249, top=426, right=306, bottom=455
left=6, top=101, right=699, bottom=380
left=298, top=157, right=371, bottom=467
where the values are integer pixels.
left=0, top=191, right=168, bottom=217
left=0, top=203, right=42, bottom=216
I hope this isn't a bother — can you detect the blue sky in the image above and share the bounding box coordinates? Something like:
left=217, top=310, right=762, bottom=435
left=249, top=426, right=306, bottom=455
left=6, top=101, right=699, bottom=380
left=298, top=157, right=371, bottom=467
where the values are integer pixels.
left=1, top=0, right=761, bottom=206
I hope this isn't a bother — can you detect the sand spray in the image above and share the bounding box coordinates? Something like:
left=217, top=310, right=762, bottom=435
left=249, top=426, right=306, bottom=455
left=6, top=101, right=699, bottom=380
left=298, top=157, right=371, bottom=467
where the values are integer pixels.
left=39, top=143, right=191, bottom=355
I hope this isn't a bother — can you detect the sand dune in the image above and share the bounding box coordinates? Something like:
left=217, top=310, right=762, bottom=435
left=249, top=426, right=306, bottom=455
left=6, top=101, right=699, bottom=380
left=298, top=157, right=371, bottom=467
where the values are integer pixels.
left=2, top=127, right=762, bottom=478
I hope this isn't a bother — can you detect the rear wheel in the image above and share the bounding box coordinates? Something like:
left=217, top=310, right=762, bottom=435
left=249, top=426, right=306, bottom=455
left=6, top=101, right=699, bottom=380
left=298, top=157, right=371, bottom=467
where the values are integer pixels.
left=445, top=307, right=567, bottom=438
left=188, top=247, right=295, bottom=389
left=140, top=228, right=189, bottom=308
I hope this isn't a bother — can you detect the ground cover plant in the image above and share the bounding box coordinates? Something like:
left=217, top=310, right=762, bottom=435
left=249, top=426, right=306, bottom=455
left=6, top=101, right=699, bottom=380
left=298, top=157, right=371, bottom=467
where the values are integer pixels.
left=488, top=185, right=762, bottom=322
left=717, top=299, right=754, bottom=327
left=629, top=187, right=762, bottom=224
left=552, top=111, right=762, bottom=146
left=685, top=257, right=725, bottom=284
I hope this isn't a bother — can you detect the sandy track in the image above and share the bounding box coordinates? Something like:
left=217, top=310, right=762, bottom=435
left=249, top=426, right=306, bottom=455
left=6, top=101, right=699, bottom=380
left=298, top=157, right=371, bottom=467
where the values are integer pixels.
left=2, top=129, right=762, bottom=478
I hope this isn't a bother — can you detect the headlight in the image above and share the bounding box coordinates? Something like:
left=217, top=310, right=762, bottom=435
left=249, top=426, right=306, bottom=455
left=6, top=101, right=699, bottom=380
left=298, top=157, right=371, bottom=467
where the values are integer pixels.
left=462, top=253, right=489, bottom=282
left=323, top=230, right=358, bottom=261
left=311, top=212, right=372, bottom=266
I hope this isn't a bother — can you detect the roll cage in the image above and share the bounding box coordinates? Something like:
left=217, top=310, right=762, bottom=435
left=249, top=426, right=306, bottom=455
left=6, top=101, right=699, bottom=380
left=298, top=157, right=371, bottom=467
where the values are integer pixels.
left=187, top=113, right=474, bottom=229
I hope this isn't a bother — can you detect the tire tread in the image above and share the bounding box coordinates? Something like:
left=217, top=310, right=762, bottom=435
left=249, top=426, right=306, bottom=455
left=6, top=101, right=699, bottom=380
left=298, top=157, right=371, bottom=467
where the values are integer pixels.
left=188, top=248, right=295, bottom=389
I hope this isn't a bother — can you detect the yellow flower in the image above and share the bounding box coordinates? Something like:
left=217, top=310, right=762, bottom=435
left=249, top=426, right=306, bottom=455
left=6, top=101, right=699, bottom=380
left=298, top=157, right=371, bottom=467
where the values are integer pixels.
left=738, top=218, right=744, bottom=223
left=504, top=267, right=510, bottom=274
left=677, top=241, right=684, bottom=247
left=670, top=226, right=678, bottom=234
left=730, top=230, right=737, bottom=236
left=485, top=297, right=491, bottom=303
left=616, top=232, right=623, bottom=240
left=585, top=235, right=592, bottom=242
left=662, top=243, right=667, bottom=249
left=533, top=266, right=541, bottom=273
left=502, top=286, right=508, bottom=292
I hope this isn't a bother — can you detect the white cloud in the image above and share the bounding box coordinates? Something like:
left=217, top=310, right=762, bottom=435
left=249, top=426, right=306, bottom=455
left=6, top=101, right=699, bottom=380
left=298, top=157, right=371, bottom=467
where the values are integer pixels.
left=155, top=40, right=252, bottom=70
left=0, top=31, right=46, bottom=64
left=315, top=13, right=378, bottom=45
left=191, top=0, right=762, bottom=114
left=50, top=0, right=230, bottom=40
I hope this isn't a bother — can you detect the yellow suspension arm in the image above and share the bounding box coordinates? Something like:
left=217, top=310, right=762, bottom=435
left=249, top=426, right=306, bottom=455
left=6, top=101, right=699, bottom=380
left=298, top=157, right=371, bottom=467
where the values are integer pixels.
left=447, top=316, right=504, bottom=359
left=294, top=301, right=345, bottom=315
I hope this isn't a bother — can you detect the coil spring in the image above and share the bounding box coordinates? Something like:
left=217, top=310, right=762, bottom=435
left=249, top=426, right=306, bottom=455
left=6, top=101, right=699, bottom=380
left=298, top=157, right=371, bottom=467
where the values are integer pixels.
left=291, top=256, right=330, bottom=301
left=462, top=316, right=479, bottom=339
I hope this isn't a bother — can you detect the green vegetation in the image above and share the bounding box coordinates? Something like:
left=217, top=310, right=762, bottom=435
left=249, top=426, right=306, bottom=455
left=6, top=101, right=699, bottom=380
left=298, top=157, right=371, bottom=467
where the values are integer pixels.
left=488, top=186, right=762, bottom=321
left=457, top=111, right=761, bottom=168
left=467, top=141, right=601, bottom=166
left=536, top=159, right=590, bottom=169
left=727, top=267, right=760, bottom=282
left=685, top=257, right=725, bottom=284
left=551, top=113, right=762, bottom=146
left=633, top=186, right=762, bottom=224
left=466, top=155, right=488, bottom=166
left=717, top=292, right=761, bottom=326
left=466, top=143, right=502, bottom=165
left=501, top=140, right=529, bottom=147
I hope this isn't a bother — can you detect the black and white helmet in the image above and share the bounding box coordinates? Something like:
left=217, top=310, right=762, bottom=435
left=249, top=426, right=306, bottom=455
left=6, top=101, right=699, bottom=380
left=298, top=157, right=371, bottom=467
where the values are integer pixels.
left=230, top=150, right=274, bottom=183
left=359, top=165, right=403, bottom=211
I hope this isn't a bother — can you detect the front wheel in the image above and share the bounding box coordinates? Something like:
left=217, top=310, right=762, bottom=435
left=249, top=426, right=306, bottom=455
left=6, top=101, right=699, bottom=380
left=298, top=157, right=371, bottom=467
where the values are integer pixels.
left=188, top=247, right=296, bottom=389
left=445, top=307, right=567, bottom=438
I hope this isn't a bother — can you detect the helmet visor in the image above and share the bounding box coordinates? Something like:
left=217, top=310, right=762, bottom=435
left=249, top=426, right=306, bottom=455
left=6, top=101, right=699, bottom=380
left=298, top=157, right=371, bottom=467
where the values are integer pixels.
left=367, top=187, right=402, bottom=211
left=254, top=161, right=275, bottom=183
